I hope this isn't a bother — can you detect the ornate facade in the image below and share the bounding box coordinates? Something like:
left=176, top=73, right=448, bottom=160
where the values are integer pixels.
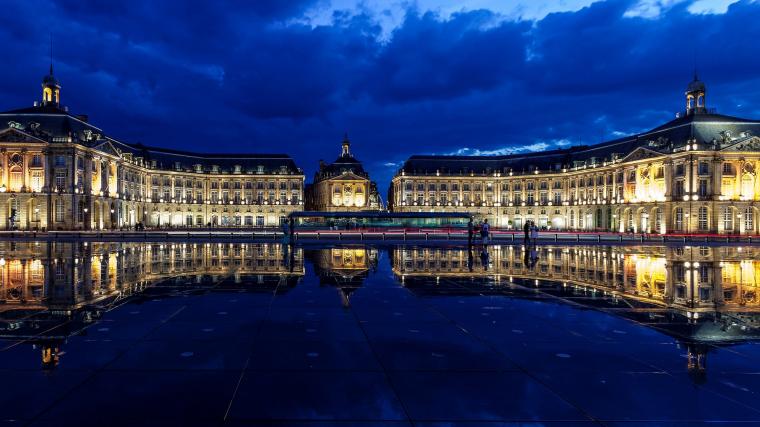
left=0, top=68, right=305, bottom=230
left=393, top=245, right=760, bottom=315
left=390, top=77, right=760, bottom=234
left=306, top=135, right=382, bottom=211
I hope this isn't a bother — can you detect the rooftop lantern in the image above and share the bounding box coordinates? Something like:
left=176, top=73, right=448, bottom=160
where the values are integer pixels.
left=685, top=72, right=707, bottom=116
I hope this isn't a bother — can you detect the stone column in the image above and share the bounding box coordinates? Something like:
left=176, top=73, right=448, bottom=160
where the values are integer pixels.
left=712, top=157, right=723, bottom=200
left=21, top=149, right=28, bottom=192
left=663, top=160, right=673, bottom=200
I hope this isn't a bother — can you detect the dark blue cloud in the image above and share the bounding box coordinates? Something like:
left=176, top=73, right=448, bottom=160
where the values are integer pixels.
left=1, top=0, right=759, bottom=196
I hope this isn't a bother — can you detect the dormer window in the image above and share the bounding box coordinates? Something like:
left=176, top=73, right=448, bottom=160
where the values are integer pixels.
left=256, top=165, right=265, bottom=174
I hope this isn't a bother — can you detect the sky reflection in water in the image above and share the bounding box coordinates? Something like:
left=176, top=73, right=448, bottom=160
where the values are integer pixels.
left=2, top=241, right=760, bottom=424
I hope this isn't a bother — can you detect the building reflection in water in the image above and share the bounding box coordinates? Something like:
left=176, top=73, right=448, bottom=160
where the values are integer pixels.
left=0, top=241, right=304, bottom=369
left=2, top=242, right=760, bottom=378
left=310, top=247, right=378, bottom=307
left=393, top=244, right=760, bottom=381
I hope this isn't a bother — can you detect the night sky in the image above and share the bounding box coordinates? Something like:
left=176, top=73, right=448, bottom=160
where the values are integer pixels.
left=1, top=0, right=759, bottom=192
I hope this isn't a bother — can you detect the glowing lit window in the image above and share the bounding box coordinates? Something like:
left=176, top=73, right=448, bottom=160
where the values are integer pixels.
left=698, top=207, right=708, bottom=231
left=745, top=207, right=754, bottom=231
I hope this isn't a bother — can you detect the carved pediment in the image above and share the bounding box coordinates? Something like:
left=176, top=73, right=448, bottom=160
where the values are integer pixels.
left=720, top=136, right=760, bottom=152
left=91, top=140, right=123, bottom=158
left=0, top=127, right=48, bottom=144
left=620, top=146, right=663, bottom=163
left=328, top=171, right=368, bottom=181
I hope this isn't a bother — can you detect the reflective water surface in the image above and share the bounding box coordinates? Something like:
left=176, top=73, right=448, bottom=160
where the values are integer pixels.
left=2, top=241, right=760, bottom=425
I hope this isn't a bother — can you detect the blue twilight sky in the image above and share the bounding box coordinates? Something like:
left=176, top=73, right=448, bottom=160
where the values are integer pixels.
left=1, top=0, right=759, bottom=192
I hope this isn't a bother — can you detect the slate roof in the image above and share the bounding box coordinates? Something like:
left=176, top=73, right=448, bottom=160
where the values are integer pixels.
left=314, top=140, right=369, bottom=181
left=399, top=112, right=760, bottom=175
left=0, top=105, right=301, bottom=174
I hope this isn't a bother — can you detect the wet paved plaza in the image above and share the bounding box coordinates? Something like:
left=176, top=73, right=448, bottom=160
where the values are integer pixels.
left=2, top=241, right=760, bottom=426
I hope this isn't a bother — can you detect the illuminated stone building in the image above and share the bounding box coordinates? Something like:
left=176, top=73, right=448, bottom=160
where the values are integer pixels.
left=310, top=247, right=378, bottom=306
left=306, top=135, right=382, bottom=212
left=0, top=67, right=305, bottom=230
left=390, top=77, right=760, bottom=234
left=392, top=245, right=760, bottom=315
left=0, top=241, right=304, bottom=367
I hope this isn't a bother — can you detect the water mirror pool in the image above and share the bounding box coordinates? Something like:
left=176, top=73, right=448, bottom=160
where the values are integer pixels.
left=2, top=241, right=760, bottom=425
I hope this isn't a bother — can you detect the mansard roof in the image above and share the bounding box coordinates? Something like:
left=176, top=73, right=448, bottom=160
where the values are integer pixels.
left=0, top=105, right=302, bottom=175
left=314, top=153, right=368, bottom=182
left=399, top=112, right=760, bottom=175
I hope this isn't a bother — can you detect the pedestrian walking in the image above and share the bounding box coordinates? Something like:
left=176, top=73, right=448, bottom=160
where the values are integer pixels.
left=467, top=217, right=474, bottom=246
left=531, top=222, right=539, bottom=245
left=480, top=218, right=490, bottom=245
left=523, top=220, right=530, bottom=246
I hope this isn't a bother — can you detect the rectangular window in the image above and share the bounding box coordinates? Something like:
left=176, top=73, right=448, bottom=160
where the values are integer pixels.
left=674, top=207, right=683, bottom=231
left=698, top=207, right=708, bottom=230
left=745, top=208, right=754, bottom=231
left=674, top=180, right=684, bottom=197
left=55, top=199, right=65, bottom=222
left=723, top=207, right=733, bottom=232
left=698, top=179, right=708, bottom=197
left=55, top=170, right=66, bottom=190
left=698, top=162, right=709, bottom=175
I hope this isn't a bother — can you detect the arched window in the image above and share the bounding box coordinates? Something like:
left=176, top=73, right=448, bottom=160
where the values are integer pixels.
left=741, top=174, right=755, bottom=199
left=654, top=208, right=662, bottom=233
left=9, top=166, right=23, bottom=192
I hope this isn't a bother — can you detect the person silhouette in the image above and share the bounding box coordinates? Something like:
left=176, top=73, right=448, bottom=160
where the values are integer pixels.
left=529, top=247, right=539, bottom=269
left=480, top=247, right=489, bottom=270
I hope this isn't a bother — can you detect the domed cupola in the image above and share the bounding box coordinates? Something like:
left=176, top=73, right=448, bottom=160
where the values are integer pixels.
left=685, top=73, right=706, bottom=115
left=41, top=63, right=61, bottom=107
left=341, top=133, right=351, bottom=158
